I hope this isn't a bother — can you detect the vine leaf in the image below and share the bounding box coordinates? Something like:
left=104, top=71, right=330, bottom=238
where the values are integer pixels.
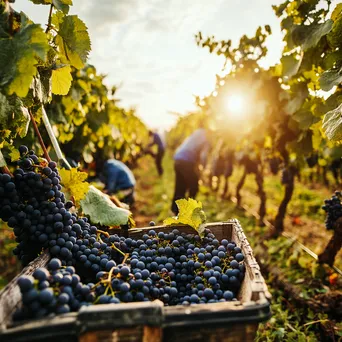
left=0, top=93, right=30, bottom=139
left=319, top=67, right=342, bottom=91
left=51, top=64, right=72, bottom=95
left=29, top=0, right=72, bottom=14
left=59, top=167, right=89, bottom=203
left=292, top=110, right=320, bottom=130
left=163, top=198, right=207, bottom=238
left=284, top=84, right=308, bottom=115
left=322, top=103, right=342, bottom=141
left=55, top=14, right=91, bottom=69
left=281, top=54, right=302, bottom=78
left=29, top=0, right=52, bottom=4
left=292, top=20, right=333, bottom=51
left=53, top=0, right=72, bottom=14
left=328, top=12, right=342, bottom=48
left=0, top=15, right=49, bottom=97
left=331, top=3, right=342, bottom=21
left=80, top=186, right=133, bottom=227
left=8, top=147, right=20, bottom=162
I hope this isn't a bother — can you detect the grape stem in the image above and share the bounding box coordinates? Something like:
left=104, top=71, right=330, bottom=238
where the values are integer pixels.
left=122, top=253, right=129, bottom=264
left=97, top=229, right=110, bottom=237
left=111, top=243, right=126, bottom=257
left=28, top=109, right=51, bottom=162
left=41, top=106, right=71, bottom=169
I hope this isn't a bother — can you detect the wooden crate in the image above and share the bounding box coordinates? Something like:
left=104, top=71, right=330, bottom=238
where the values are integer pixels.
left=0, top=220, right=271, bottom=342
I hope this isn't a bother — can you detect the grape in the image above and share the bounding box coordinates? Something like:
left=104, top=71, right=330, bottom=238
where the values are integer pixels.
left=223, top=291, right=233, bottom=300
left=39, top=288, right=54, bottom=304
left=33, top=268, right=49, bottom=281
left=17, top=276, right=34, bottom=292
left=322, top=192, right=342, bottom=230
left=235, top=253, right=244, bottom=262
left=19, top=145, right=29, bottom=155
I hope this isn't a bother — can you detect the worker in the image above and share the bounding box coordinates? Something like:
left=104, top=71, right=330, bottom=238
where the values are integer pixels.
left=98, top=159, right=136, bottom=206
left=171, top=125, right=211, bottom=214
left=147, top=130, right=165, bottom=176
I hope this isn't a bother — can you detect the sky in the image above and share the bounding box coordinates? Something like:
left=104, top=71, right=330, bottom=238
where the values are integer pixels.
left=14, top=0, right=286, bottom=130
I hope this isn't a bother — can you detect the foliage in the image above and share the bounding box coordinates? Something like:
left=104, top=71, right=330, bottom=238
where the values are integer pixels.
left=272, top=0, right=342, bottom=141
left=163, top=198, right=207, bottom=237
left=0, top=0, right=148, bottom=166
left=0, top=0, right=90, bottom=146
left=80, top=186, right=134, bottom=228
left=59, top=167, right=89, bottom=203
left=47, top=65, right=148, bottom=164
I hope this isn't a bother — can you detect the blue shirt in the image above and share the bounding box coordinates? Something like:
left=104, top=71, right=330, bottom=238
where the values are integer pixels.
left=103, top=159, right=136, bottom=194
left=174, top=129, right=209, bottom=164
left=151, top=133, right=165, bottom=152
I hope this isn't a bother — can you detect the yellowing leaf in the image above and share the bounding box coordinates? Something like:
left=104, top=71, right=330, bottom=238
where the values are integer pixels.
left=59, top=167, right=89, bottom=203
left=9, top=148, right=20, bottom=162
left=331, top=3, right=342, bottom=21
left=163, top=198, right=207, bottom=237
left=52, top=65, right=72, bottom=95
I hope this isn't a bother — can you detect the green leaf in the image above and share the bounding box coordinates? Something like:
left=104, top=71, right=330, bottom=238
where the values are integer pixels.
left=80, top=186, right=133, bottom=227
left=163, top=198, right=207, bottom=237
left=284, top=84, right=308, bottom=114
left=52, top=0, right=72, bottom=14
left=55, top=14, right=91, bottom=69
left=51, top=64, right=72, bottom=95
left=322, top=103, right=342, bottom=141
left=0, top=92, right=29, bottom=138
left=292, top=20, right=333, bottom=51
left=29, top=0, right=52, bottom=4
left=281, top=54, right=302, bottom=78
left=0, top=16, right=49, bottom=97
left=292, top=110, right=320, bottom=130
left=331, top=3, right=342, bottom=21
left=319, top=67, right=342, bottom=91
left=328, top=13, right=342, bottom=48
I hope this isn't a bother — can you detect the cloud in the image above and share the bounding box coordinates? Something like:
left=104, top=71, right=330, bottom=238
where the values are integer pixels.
left=73, top=0, right=141, bottom=31
left=13, top=0, right=287, bottom=130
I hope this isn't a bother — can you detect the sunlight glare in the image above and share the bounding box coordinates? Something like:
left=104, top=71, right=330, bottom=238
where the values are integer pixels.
left=226, top=94, right=244, bottom=114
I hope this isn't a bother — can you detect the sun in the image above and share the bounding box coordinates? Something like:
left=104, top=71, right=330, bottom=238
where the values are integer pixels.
left=226, top=94, right=244, bottom=115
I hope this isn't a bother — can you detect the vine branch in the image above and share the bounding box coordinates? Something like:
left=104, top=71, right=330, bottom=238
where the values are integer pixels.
left=41, top=106, right=72, bottom=170
left=28, top=109, right=51, bottom=162
left=45, top=4, right=54, bottom=34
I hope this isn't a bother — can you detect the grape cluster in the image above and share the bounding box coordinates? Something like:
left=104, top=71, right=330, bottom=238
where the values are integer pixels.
left=14, top=258, right=92, bottom=320
left=0, top=146, right=130, bottom=272
left=16, top=228, right=246, bottom=320
left=0, top=146, right=67, bottom=265
left=322, top=191, right=342, bottom=230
